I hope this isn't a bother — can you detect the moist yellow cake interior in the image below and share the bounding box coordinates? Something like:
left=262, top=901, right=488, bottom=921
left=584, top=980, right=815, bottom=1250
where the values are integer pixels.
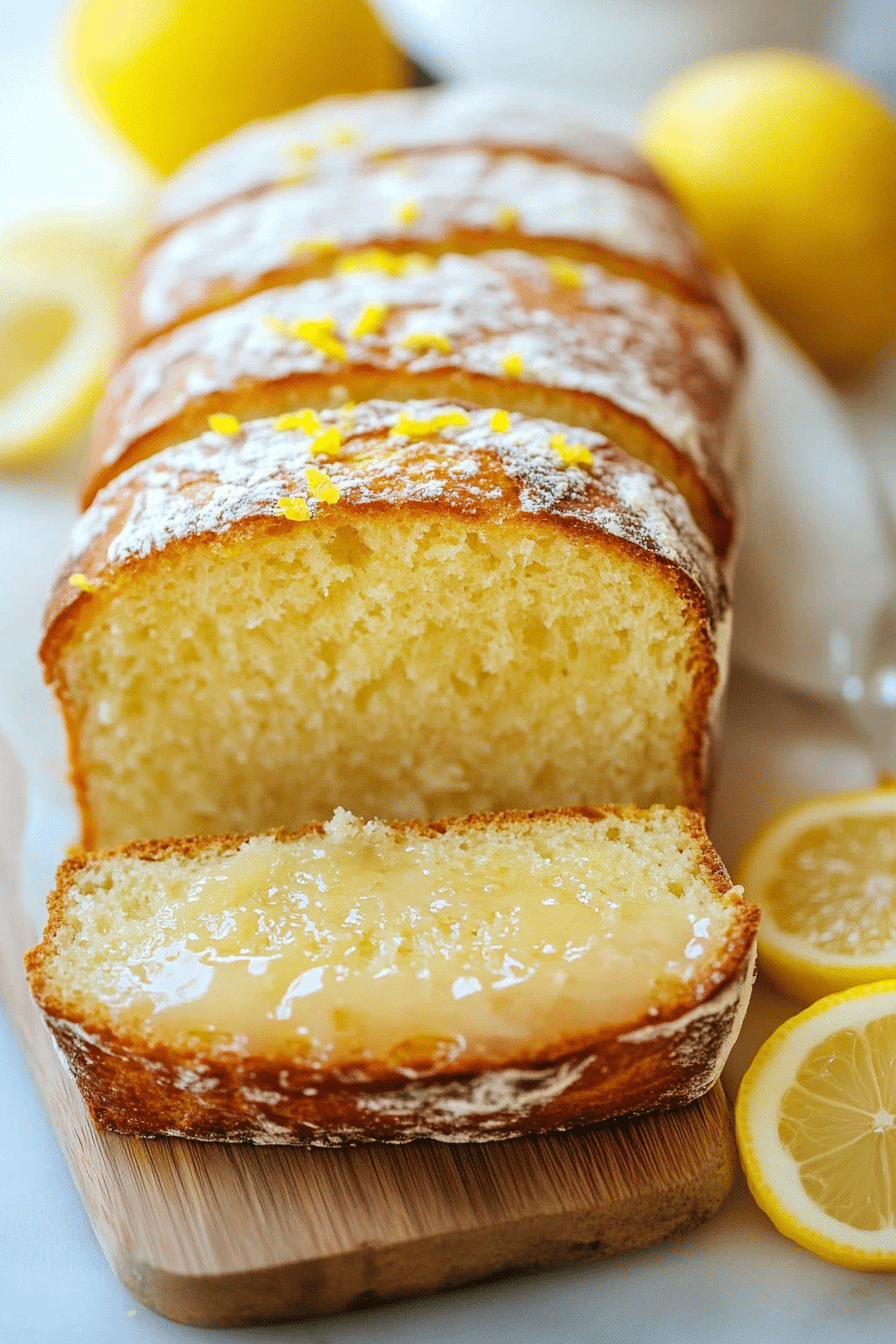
left=46, top=809, right=735, bottom=1063
left=62, top=512, right=709, bottom=847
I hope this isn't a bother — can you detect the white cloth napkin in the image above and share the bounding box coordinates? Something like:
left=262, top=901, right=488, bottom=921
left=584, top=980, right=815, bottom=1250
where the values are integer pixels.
left=726, top=280, right=896, bottom=705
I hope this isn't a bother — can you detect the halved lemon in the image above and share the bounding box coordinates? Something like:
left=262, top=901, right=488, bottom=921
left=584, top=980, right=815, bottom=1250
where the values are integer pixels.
left=737, top=981, right=896, bottom=1269
left=737, top=785, right=896, bottom=1004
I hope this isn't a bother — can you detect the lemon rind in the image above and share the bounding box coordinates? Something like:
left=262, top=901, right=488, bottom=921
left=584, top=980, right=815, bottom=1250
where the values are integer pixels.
left=736, top=981, right=896, bottom=1269
left=737, top=785, right=896, bottom=877
left=0, top=265, right=115, bottom=465
left=757, top=942, right=896, bottom=1007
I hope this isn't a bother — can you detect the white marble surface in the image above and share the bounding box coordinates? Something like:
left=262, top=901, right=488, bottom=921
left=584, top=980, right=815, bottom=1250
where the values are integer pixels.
left=3, top=1, right=896, bottom=1338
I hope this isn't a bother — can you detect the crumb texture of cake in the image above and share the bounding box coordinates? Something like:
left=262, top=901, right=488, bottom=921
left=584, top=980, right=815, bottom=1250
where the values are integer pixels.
left=43, top=402, right=729, bottom=848
left=25, top=806, right=759, bottom=1142
left=121, top=146, right=712, bottom=354
left=88, top=251, right=741, bottom=554
left=152, top=86, right=673, bottom=237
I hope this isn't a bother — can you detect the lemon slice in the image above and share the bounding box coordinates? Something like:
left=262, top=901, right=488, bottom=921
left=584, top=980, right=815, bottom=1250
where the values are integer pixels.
left=0, top=210, right=146, bottom=290
left=737, top=981, right=896, bottom=1269
left=737, top=785, right=896, bottom=1004
left=0, top=263, right=115, bottom=468
left=0, top=209, right=147, bottom=468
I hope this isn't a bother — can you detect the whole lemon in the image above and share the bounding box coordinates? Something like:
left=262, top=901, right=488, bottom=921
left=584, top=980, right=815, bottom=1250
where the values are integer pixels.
left=641, top=51, right=896, bottom=378
left=66, top=0, right=409, bottom=176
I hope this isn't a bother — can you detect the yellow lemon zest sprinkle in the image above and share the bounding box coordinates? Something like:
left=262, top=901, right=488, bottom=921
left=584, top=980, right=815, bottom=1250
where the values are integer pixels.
left=304, top=466, right=340, bottom=503
left=550, top=432, right=593, bottom=467
left=490, top=410, right=511, bottom=432
left=547, top=257, right=583, bottom=289
left=69, top=573, right=98, bottom=593
left=294, top=318, right=347, bottom=361
left=335, top=247, right=401, bottom=275
left=274, top=409, right=321, bottom=434
left=493, top=204, right=519, bottom=230
left=394, top=200, right=421, bottom=225
left=208, top=412, right=241, bottom=435
left=310, top=427, right=342, bottom=458
left=401, top=331, right=452, bottom=355
left=502, top=352, right=524, bottom=378
left=390, top=410, right=470, bottom=438
left=351, top=304, right=389, bottom=338
left=288, top=236, right=338, bottom=258
left=278, top=496, right=311, bottom=522
left=401, top=253, right=434, bottom=272
left=335, top=248, right=433, bottom=277
left=328, top=125, right=359, bottom=146
left=279, top=169, right=312, bottom=187
left=283, top=141, right=317, bottom=162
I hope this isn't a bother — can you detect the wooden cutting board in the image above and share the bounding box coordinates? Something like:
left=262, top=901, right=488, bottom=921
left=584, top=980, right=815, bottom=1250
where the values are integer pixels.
left=1, top=868, right=737, bottom=1328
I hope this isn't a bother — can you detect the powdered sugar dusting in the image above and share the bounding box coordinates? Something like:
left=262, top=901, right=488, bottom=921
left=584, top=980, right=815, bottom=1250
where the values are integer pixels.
left=72, top=400, right=726, bottom=629
left=357, top=1053, right=596, bottom=1120
left=69, top=503, right=116, bottom=561
left=137, top=149, right=704, bottom=337
left=155, top=85, right=664, bottom=232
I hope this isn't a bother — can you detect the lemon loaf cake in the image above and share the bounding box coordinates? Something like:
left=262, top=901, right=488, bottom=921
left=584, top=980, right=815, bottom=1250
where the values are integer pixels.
left=121, top=145, right=713, bottom=355
left=87, top=252, right=741, bottom=555
left=43, top=401, right=729, bottom=849
left=25, top=805, right=759, bottom=1143
left=151, top=86, right=678, bottom=240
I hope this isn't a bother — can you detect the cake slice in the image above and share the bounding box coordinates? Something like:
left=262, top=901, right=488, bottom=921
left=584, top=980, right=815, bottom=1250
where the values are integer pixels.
left=86, top=251, right=741, bottom=556
left=120, top=145, right=712, bottom=355
left=25, top=806, right=758, bottom=1143
left=43, top=401, right=729, bottom=849
left=152, top=85, right=674, bottom=239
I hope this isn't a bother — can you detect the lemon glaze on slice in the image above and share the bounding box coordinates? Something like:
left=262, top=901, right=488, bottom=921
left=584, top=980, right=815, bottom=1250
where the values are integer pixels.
left=736, top=980, right=896, bottom=1270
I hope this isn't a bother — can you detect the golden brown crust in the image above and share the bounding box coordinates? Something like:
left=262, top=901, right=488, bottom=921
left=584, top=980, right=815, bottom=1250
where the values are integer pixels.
left=26, top=807, right=759, bottom=1143
left=121, top=231, right=715, bottom=359
left=86, top=372, right=736, bottom=561
left=150, top=87, right=681, bottom=240
left=86, top=252, right=742, bottom=556
left=120, top=147, right=716, bottom=355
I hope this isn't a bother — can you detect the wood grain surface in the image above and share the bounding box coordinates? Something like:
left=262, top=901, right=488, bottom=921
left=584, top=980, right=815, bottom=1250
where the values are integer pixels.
left=1, top=845, right=738, bottom=1328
